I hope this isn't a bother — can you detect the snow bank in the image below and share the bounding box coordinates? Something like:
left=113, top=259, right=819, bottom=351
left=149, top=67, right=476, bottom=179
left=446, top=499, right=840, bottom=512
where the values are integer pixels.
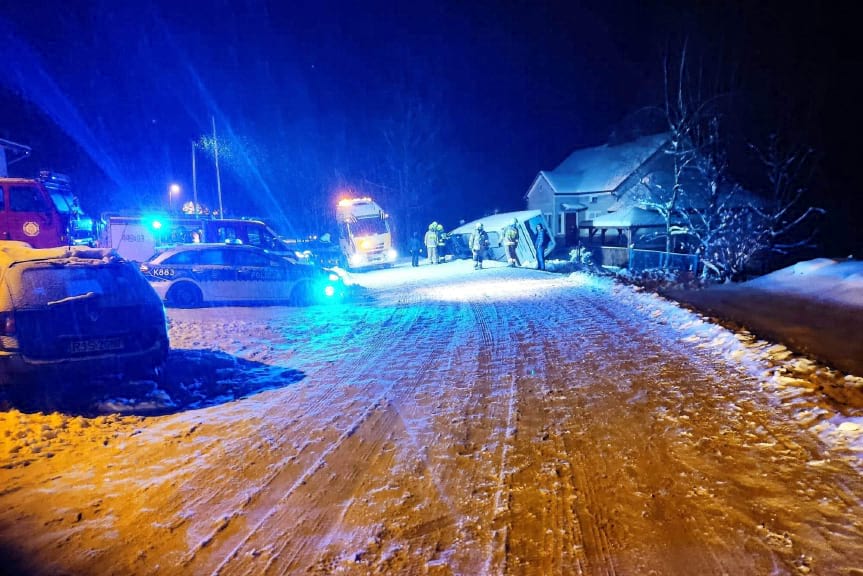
left=747, top=258, right=863, bottom=307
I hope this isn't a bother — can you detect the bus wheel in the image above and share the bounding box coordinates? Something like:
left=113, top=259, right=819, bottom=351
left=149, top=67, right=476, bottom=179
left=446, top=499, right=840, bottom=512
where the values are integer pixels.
left=167, top=283, right=203, bottom=308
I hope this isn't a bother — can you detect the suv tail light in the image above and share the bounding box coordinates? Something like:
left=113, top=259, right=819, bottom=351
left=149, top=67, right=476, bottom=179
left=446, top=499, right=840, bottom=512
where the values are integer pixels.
left=0, top=312, right=15, bottom=336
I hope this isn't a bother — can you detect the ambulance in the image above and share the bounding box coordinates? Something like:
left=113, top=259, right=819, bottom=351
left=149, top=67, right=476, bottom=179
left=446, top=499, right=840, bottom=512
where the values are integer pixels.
left=335, top=197, right=397, bottom=269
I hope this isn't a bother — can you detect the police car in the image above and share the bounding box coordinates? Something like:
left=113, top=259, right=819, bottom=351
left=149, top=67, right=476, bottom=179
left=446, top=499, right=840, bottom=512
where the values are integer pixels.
left=140, top=243, right=345, bottom=308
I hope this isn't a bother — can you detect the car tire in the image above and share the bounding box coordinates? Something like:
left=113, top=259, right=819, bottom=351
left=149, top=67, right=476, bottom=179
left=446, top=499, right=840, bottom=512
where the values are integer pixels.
left=167, top=283, right=203, bottom=308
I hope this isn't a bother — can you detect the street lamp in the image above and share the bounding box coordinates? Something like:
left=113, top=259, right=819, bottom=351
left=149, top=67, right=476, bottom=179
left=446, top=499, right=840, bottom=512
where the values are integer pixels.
left=169, top=183, right=181, bottom=213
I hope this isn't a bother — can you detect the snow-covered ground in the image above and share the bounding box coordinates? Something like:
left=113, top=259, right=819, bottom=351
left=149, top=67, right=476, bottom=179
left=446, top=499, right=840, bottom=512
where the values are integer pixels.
left=0, top=257, right=861, bottom=575
left=665, top=257, right=863, bottom=377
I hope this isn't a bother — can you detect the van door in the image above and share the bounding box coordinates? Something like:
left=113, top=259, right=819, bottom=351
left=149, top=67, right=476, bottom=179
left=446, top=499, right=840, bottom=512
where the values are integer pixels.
left=108, top=218, right=157, bottom=262
left=7, top=183, right=63, bottom=248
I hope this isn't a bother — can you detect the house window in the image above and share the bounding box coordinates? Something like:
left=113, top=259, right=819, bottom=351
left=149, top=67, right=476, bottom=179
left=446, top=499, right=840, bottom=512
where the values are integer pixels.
left=559, top=213, right=565, bottom=235
left=589, top=195, right=598, bottom=204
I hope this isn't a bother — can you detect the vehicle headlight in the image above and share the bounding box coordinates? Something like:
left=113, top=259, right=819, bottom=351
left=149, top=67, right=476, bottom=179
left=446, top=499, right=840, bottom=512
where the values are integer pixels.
left=350, top=253, right=364, bottom=266
left=387, top=249, right=397, bottom=261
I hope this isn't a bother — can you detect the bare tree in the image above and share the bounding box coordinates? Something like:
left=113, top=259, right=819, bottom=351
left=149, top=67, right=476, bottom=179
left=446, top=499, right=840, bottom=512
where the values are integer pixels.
left=633, top=42, right=711, bottom=259
left=369, top=87, right=449, bottom=244
left=675, top=116, right=741, bottom=279
left=673, top=124, right=824, bottom=281
left=748, top=133, right=825, bottom=262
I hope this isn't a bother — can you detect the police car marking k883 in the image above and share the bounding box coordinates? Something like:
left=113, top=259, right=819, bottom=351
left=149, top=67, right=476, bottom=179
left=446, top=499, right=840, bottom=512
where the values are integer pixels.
left=139, top=243, right=345, bottom=308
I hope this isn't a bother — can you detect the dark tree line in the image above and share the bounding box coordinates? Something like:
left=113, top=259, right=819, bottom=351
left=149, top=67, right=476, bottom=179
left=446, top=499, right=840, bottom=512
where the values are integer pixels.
left=633, top=42, right=824, bottom=282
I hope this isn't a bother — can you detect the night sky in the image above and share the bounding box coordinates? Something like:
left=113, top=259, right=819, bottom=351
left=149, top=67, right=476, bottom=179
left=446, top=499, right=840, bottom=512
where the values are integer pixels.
left=1, top=0, right=859, bottom=254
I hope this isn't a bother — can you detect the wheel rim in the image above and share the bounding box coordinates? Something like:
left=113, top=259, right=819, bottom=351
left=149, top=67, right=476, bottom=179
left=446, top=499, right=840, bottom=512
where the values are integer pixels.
left=170, top=283, right=201, bottom=308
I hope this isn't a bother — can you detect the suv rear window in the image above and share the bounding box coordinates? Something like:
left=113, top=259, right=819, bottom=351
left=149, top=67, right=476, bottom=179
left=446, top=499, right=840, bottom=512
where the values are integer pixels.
left=18, top=263, right=152, bottom=307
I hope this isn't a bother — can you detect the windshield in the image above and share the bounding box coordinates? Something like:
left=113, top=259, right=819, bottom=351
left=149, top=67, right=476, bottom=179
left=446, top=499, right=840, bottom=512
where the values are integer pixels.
left=349, top=217, right=388, bottom=237
left=17, top=262, right=153, bottom=307
left=49, top=192, right=74, bottom=214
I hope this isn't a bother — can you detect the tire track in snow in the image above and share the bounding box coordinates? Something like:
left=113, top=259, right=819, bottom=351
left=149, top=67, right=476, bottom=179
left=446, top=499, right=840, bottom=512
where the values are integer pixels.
left=182, top=304, right=427, bottom=573
left=467, top=299, right=523, bottom=576
left=500, top=297, right=606, bottom=576
left=261, top=306, right=457, bottom=574
left=532, top=278, right=844, bottom=574
left=160, top=308, right=392, bottom=542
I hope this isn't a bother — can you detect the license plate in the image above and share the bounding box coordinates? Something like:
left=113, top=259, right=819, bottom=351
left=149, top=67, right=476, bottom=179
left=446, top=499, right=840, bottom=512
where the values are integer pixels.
left=68, top=337, right=125, bottom=354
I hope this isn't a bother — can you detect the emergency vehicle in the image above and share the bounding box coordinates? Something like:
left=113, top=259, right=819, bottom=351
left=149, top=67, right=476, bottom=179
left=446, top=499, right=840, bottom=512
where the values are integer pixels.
left=101, top=214, right=289, bottom=262
left=40, top=172, right=96, bottom=246
left=140, top=243, right=346, bottom=308
left=0, top=172, right=84, bottom=248
left=0, top=171, right=89, bottom=248
left=335, top=197, right=397, bottom=269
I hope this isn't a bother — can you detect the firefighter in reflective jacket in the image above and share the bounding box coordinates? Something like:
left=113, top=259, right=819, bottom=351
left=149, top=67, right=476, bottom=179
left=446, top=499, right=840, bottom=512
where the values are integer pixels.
left=435, top=223, right=446, bottom=263
left=424, top=222, right=439, bottom=265
left=469, top=223, right=490, bottom=270
left=503, top=217, right=521, bottom=267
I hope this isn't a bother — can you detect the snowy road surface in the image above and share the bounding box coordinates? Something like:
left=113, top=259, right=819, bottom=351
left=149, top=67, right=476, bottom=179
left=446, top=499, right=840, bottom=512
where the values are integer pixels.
left=1, top=261, right=863, bottom=575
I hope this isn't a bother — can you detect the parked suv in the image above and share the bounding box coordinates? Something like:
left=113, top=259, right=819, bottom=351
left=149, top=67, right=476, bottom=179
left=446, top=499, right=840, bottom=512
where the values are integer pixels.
left=140, top=243, right=346, bottom=307
left=0, top=243, right=169, bottom=387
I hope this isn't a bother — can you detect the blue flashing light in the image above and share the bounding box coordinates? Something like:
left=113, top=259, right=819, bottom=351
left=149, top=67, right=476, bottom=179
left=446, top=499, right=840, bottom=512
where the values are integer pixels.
left=324, top=285, right=336, bottom=298
left=150, top=219, right=163, bottom=230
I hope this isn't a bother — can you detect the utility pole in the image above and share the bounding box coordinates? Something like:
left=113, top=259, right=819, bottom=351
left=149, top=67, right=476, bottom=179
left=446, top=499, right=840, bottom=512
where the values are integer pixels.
left=213, top=116, right=223, bottom=219
left=192, top=141, right=198, bottom=218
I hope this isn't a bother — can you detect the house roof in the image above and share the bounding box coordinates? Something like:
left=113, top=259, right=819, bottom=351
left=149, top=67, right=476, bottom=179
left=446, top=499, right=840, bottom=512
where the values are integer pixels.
left=590, top=206, right=666, bottom=228
left=539, top=132, right=669, bottom=195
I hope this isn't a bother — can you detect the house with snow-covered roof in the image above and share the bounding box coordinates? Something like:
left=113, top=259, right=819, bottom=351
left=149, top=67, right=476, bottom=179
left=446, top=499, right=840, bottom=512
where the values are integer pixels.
left=526, top=131, right=761, bottom=253
left=525, top=132, right=671, bottom=246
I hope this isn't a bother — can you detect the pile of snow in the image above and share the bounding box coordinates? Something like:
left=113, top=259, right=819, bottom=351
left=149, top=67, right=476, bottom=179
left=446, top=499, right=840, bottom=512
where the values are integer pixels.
left=746, top=258, right=863, bottom=307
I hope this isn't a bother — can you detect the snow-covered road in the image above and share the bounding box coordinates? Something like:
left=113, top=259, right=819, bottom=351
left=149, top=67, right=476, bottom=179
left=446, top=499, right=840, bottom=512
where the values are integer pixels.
left=1, top=261, right=862, bottom=575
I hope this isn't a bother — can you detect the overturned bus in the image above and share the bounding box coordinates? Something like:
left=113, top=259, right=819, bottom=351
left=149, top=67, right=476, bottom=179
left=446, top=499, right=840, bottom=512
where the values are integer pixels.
left=448, top=210, right=555, bottom=267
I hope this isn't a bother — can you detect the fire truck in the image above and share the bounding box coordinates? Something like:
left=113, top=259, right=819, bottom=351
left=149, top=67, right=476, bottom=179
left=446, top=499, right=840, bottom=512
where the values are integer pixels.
left=335, top=197, right=397, bottom=269
left=0, top=171, right=93, bottom=248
